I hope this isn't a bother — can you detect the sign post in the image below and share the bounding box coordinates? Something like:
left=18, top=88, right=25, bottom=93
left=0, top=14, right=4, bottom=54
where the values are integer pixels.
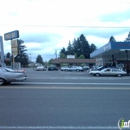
left=11, top=39, right=18, bottom=68
left=4, top=30, right=19, bottom=69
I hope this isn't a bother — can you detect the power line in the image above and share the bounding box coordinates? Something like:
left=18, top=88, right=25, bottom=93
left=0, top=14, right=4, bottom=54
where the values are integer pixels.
left=0, top=24, right=130, bottom=28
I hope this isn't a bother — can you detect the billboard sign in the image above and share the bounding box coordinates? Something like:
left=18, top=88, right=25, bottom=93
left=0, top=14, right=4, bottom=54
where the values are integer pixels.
left=4, top=30, right=19, bottom=40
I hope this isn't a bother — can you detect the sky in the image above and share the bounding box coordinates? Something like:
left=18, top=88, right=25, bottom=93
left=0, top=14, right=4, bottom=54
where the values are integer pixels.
left=0, top=0, right=130, bottom=62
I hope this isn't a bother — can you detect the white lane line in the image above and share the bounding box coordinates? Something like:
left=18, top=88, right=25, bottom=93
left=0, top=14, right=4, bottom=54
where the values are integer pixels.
left=0, top=126, right=119, bottom=129
left=1, top=86, right=130, bottom=90
left=12, top=82, right=130, bottom=86
left=27, top=77, right=130, bottom=79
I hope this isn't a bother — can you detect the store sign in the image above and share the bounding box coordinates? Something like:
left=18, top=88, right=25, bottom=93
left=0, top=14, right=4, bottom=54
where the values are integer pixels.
left=4, top=30, right=19, bottom=40
left=11, top=39, right=18, bottom=56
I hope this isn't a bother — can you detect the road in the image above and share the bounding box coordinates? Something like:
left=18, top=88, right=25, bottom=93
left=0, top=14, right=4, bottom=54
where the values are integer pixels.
left=0, top=68, right=130, bottom=130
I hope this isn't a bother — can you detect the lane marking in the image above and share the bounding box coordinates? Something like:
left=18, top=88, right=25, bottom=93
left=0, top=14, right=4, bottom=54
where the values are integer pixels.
left=12, top=82, right=130, bottom=86
left=27, top=77, right=130, bottom=80
left=0, top=126, right=119, bottom=129
left=1, top=86, right=130, bottom=90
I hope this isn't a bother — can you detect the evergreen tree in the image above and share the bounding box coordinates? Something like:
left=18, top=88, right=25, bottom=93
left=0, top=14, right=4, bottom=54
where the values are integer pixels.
left=78, top=34, right=91, bottom=58
left=73, top=38, right=81, bottom=58
left=59, top=47, right=67, bottom=58
left=60, top=53, right=66, bottom=59
left=72, top=34, right=91, bottom=58
left=15, top=39, right=29, bottom=67
left=90, top=43, right=97, bottom=53
left=109, top=36, right=116, bottom=42
left=59, top=34, right=97, bottom=59
left=66, top=41, right=74, bottom=55
left=36, top=55, right=43, bottom=64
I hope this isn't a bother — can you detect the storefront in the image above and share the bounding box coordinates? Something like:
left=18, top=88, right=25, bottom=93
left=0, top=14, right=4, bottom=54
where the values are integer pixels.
left=90, top=41, right=130, bottom=74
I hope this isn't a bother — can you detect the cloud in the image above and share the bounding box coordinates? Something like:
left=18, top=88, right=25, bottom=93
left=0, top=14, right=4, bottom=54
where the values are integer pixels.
left=99, top=9, right=130, bottom=22
left=21, top=32, right=62, bottom=43
left=1, top=0, right=130, bottom=62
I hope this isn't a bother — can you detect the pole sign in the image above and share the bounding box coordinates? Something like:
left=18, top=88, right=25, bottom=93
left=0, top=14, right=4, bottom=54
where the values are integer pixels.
left=4, top=30, right=19, bottom=40
left=11, top=39, right=18, bottom=56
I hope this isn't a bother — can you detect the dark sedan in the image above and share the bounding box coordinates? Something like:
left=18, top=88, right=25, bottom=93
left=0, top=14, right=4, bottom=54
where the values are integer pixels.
left=48, top=65, right=58, bottom=71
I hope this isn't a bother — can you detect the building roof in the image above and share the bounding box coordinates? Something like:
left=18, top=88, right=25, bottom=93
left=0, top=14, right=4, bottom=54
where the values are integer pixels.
left=51, top=59, right=96, bottom=64
left=90, top=41, right=130, bottom=58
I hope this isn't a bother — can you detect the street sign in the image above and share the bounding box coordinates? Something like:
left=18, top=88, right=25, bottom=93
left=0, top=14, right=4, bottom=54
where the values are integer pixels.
left=4, top=30, right=19, bottom=40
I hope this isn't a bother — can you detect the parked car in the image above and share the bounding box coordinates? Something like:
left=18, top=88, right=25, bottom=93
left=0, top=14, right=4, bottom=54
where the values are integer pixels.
left=60, top=66, right=70, bottom=71
left=48, top=65, right=58, bottom=71
left=35, top=66, right=46, bottom=71
left=89, top=68, right=127, bottom=77
left=83, top=66, right=90, bottom=70
left=69, top=66, right=84, bottom=71
left=4, top=67, right=27, bottom=78
left=0, top=67, right=27, bottom=85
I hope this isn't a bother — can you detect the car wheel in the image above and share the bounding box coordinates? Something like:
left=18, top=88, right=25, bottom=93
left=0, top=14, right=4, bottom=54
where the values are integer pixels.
left=117, top=74, right=122, bottom=77
left=95, top=73, right=100, bottom=76
left=77, top=69, right=80, bottom=71
left=0, top=78, right=5, bottom=85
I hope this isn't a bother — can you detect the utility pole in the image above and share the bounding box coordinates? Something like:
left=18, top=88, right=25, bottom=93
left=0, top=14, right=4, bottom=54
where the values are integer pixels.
left=29, top=53, right=32, bottom=62
left=55, top=50, right=57, bottom=59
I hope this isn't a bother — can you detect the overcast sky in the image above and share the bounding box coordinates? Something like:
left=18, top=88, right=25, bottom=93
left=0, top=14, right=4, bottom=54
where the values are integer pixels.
left=0, top=0, right=130, bottom=62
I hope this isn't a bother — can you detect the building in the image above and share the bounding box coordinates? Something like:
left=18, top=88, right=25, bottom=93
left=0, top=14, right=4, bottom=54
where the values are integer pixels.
left=51, top=59, right=96, bottom=67
left=90, top=33, right=130, bottom=74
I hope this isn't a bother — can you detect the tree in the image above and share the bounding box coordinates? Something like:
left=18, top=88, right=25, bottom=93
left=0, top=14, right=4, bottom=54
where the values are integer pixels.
left=59, top=34, right=97, bottom=59
left=15, top=39, right=29, bottom=67
left=66, top=41, right=74, bottom=55
left=59, top=47, right=67, bottom=56
left=60, top=53, right=66, bottom=59
left=73, top=38, right=81, bottom=58
left=109, top=36, right=116, bottom=42
left=80, top=34, right=91, bottom=58
left=90, top=43, right=97, bottom=53
left=78, top=54, right=85, bottom=59
left=73, top=34, right=91, bottom=58
left=36, top=55, right=43, bottom=64
left=48, top=58, right=54, bottom=65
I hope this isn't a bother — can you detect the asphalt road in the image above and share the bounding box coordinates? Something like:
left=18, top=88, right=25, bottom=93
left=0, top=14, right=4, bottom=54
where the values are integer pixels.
left=0, top=68, right=130, bottom=130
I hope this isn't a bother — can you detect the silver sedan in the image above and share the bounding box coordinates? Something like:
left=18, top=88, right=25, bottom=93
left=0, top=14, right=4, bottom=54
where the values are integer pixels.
left=35, top=66, right=46, bottom=71
left=89, top=68, right=127, bottom=77
left=0, top=67, right=27, bottom=85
